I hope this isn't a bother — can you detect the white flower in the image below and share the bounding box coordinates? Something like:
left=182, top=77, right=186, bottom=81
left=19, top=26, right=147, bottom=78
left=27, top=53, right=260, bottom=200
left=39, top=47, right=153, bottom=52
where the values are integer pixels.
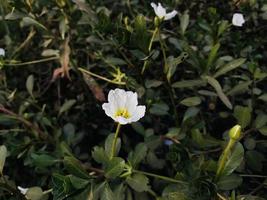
left=18, top=186, right=29, bottom=195
left=232, top=13, right=245, bottom=27
left=102, top=88, right=146, bottom=125
left=0, top=48, right=5, bottom=57
left=151, top=2, right=178, bottom=20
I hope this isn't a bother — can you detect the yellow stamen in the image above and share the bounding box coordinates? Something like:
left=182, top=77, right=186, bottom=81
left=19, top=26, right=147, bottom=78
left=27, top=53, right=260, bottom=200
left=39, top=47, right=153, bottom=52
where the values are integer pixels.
left=114, top=108, right=131, bottom=119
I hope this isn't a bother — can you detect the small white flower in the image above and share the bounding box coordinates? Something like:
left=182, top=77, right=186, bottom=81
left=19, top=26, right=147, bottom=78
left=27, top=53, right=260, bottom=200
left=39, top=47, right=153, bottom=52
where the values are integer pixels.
left=232, top=13, right=245, bottom=27
left=18, top=186, right=29, bottom=195
left=151, top=2, right=178, bottom=20
left=0, top=48, right=5, bottom=57
left=102, top=88, right=146, bottom=125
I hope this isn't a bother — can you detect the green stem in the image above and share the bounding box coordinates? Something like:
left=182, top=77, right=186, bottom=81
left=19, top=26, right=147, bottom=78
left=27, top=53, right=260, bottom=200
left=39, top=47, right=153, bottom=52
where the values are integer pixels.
left=78, top=68, right=126, bottom=85
left=110, top=123, right=122, bottom=159
left=4, top=57, right=59, bottom=66
left=215, top=138, right=236, bottom=181
left=141, top=27, right=159, bottom=74
left=133, top=169, right=186, bottom=184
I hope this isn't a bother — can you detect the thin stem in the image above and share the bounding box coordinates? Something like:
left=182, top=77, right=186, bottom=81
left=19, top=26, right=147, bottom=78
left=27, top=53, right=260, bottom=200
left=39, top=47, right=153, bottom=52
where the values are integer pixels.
left=133, top=169, right=186, bottom=184
left=215, top=139, right=236, bottom=181
left=4, top=57, right=59, bottom=66
left=141, top=27, right=159, bottom=74
left=78, top=68, right=126, bottom=85
left=158, top=28, right=167, bottom=73
left=240, top=174, right=267, bottom=178
left=110, top=123, right=122, bottom=159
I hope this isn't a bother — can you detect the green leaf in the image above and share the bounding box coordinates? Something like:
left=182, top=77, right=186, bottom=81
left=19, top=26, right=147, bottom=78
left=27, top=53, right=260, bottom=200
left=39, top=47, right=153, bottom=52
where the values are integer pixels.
left=258, top=126, right=267, bottom=136
left=254, top=113, right=267, bottom=129
left=0, top=145, right=7, bottom=175
left=221, top=142, right=244, bottom=176
left=172, top=79, right=206, bottom=89
left=58, top=99, right=76, bottom=116
left=217, top=174, right=242, bottom=190
left=145, top=79, right=163, bottom=88
left=69, top=175, right=89, bottom=189
left=204, top=75, right=232, bottom=109
left=25, top=187, right=44, bottom=200
left=26, top=74, right=34, bottom=98
left=234, top=106, right=251, bottom=128
left=128, top=143, right=148, bottom=168
left=246, top=150, right=265, bottom=172
left=182, top=107, right=200, bottom=122
left=180, top=96, right=201, bottom=107
left=126, top=173, right=149, bottom=192
left=63, top=156, right=90, bottom=179
left=20, top=17, right=47, bottom=30
left=105, top=134, right=121, bottom=158
left=206, top=43, right=220, bottom=70
left=52, top=173, right=73, bottom=200
left=92, top=146, right=109, bottom=165
left=104, top=157, right=125, bottom=179
left=150, top=103, right=169, bottom=116
left=101, top=183, right=115, bottom=200
left=31, top=154, right=56, bottom=168
left=131, top=122, right=145, bottom=136
left=166, top=53, right=188, bottom=81
left=214, top=58, right=246, bottom=78
left=180, top=11, right=189, bottom=35
left=227, top=81, right=252, bottom=96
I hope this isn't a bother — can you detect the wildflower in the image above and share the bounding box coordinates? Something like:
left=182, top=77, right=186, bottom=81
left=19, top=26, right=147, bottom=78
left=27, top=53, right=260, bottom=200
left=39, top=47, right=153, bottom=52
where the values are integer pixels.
left=17, top=186, right=29, bottom=195
left=102, top=88, right=146, bottom=125
left=0, top=48, right=5, bottom=57
left=232, top=13, right=245, bottom=27
left=151, top=2, right=178, bottom=20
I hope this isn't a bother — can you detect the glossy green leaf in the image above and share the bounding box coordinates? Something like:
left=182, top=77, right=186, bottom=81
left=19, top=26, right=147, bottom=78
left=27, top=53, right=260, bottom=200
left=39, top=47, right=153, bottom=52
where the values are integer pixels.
left=180, top=96, right=201, bottom=107
left=104, top=157, right=125, bottom=179
left=180, top=11, right=189, bottom=35
left=128, top=143, right=148, bottom=168
left=26, top=74, right=34, bottom=98
left=172, top=79, right=206, bottom=88
left=205, top=75, right=232, bottom=109
left=126, top=173, right=149, bottom=192
left=63, top=156, right=90, bottom=179
left=221, top=142, right=244, bottom=176
left=105, top=134, right=121, bottom=158
left=0, top=145, right=7, bottom=175
left=214, top=58, right=246, bottom=78
left=234, top=106, right=251, bottom=128
left=217, top=174, right=242, bottom=190
left=58, top=99, right=76, bottom=116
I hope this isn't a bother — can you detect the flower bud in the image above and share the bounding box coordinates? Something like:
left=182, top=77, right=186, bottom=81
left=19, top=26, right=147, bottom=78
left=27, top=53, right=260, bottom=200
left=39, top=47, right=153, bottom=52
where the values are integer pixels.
left=229, top=125, right=241, bottom=140
left=154, top=16, right=161, bottom=27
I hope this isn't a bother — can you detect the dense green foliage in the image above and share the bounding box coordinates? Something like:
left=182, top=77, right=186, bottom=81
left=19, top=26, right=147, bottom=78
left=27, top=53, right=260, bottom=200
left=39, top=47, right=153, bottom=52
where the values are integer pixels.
left=0, top=0, right=267, bottom=199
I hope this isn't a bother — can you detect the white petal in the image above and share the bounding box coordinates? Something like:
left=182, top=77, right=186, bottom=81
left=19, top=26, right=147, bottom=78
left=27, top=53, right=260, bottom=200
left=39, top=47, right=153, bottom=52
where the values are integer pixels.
left=0, top=48, right=5, bottom=57
left=164, top=10, right=178, bottom=20
left=151, top=2, right=157, bottom=10
left=232, top=13, right=245, bottom=27
left=156, top=3, right=166, bottom=18
left=18, top=186, right=29, bottom=195
left=113, top=88, right=127, bottom=108
left=129, top=105, right=146, bottom=122
left=115, top=116, right=130, bottom=125
left=102, top=103, right=115, bottom=118
left=125, top=91, right=138, bottom=113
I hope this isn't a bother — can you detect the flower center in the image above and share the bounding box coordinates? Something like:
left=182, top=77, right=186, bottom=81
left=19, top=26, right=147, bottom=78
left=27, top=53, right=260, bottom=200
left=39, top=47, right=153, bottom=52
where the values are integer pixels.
left=114, top=108, right=131, bottom=119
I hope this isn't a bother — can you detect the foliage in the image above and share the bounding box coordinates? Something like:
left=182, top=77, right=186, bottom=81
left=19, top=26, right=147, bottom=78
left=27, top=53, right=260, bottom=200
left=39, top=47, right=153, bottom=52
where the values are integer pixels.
left=0, top=0, right=267, bottom=199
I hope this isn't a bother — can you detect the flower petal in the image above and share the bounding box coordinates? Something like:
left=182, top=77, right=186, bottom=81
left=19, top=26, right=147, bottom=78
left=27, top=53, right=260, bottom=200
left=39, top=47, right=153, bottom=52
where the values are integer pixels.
left=0, top=48, right=5, bottom=57
left=232, top=13, right=245, bottom=27
left=102, top=103, right=115, bottom=118
left=150, top=2, right=157, bottom=11
left=115, top=116, right=130, bottom=125
left=129, top=105, right=146, bottom=122
left=164, top=10, right=178, bottom=20
left=156, top=3, right=166, bottom=18
left=125, top=91, right=138, bottom=113
left=113, top=88, right=127, bottom=108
